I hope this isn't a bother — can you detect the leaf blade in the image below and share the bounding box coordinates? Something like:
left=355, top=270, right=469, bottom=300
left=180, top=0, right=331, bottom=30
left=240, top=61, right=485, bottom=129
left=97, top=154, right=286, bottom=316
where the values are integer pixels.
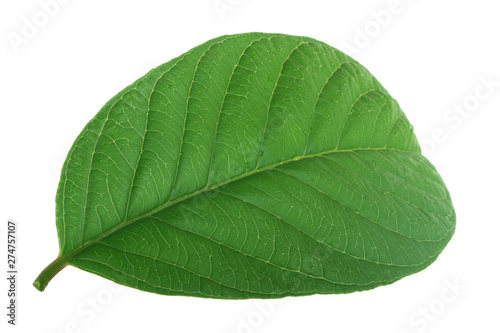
left=34, top=33, right=455, bottom=298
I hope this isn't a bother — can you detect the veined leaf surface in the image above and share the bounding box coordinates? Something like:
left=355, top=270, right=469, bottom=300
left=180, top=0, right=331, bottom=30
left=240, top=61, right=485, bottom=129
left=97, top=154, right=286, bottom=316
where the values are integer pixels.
left=34, top=33, right=455, bottom=298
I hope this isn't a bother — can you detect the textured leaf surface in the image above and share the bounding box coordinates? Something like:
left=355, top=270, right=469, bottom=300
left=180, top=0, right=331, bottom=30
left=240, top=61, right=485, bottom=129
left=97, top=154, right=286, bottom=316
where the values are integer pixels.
left=34, top=33, right=455, bottom=298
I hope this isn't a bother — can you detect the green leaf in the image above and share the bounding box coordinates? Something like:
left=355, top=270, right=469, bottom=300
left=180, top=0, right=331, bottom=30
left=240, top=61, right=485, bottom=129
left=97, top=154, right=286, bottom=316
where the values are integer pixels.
left=33, top=33, right=455, bottom=298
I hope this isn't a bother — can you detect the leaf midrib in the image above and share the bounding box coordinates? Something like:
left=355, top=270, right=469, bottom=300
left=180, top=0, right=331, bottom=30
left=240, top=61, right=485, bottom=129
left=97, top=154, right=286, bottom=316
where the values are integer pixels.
left=60, top=146, right=416, bottom=266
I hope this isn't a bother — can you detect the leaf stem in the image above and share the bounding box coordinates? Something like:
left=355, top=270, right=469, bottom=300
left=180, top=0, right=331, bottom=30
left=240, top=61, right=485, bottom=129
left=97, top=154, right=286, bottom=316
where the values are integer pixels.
left=33, top=256, right=68, bottom=292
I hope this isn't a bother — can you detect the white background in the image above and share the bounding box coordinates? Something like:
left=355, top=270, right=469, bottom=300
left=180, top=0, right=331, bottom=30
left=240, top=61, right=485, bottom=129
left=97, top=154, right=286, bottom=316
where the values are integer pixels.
left=1, top=0, right=499, bottom=332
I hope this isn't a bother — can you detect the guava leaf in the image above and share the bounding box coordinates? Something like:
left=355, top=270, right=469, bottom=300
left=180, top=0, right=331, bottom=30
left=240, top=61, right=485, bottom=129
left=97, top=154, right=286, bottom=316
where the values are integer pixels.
left=33, top=33, right=455, bottom=298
